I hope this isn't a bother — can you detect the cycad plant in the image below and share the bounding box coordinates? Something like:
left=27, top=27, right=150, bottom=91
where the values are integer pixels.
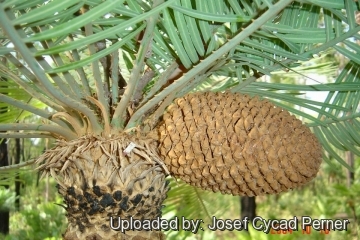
left=0, top=0, right=360, bottom=239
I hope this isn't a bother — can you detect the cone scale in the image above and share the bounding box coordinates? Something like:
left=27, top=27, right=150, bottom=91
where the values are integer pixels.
left=155, top=92, right=322, bottom=196
left=36, top=134, right=169, bottom=240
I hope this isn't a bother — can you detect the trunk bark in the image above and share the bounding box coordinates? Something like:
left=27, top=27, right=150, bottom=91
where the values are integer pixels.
left=346, top=151, right=354, bottom=187
left=0, top=138, right=9, bottom=235
left=0, top=58, right=9, bottom=235
left=240, top=196, right=256, bottom=231
left=15, top=138, right=21, bottom=210
left=36, top=134, right=169, bottom=239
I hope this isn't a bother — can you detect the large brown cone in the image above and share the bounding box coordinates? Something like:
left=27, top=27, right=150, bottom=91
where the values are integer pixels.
left=154, top=92, right=322, bottom=196
left=36, top=134, right=169, bottom=240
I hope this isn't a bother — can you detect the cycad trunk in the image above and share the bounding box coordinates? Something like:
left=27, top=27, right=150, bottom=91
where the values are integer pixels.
left=0, top=136, right=9, bottom=235
left=240, top=196, right=256, bottom=225
left=36, top=133, right=169, bottom=240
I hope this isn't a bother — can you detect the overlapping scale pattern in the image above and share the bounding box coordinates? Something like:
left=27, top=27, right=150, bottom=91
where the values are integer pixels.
left=156, top=92, right=322, bottom=196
